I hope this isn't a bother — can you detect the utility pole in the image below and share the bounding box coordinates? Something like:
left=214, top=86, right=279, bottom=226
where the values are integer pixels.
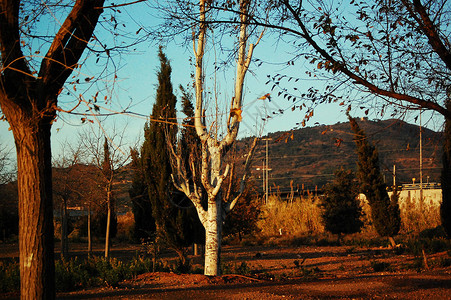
left=420, top=111, right=423, bottom=200
left=393, top=164, right=396, bottom=187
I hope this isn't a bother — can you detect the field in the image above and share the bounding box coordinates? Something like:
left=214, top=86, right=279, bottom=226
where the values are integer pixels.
left=1, top=240, right=450, bottom=299
left=1, top=196, right=450, bottom=299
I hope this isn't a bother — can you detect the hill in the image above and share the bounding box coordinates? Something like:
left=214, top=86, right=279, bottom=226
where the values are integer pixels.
left=2, top=118, right=441, bottom=216
left=244, top=118, right=442, bottom=192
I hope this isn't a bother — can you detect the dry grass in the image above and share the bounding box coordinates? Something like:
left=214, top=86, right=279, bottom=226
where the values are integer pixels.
left=257, top=195, right=324, bottom=237
left=400, top=194, right=441, bottom=234
left=256, top=192, right=442, bottom=240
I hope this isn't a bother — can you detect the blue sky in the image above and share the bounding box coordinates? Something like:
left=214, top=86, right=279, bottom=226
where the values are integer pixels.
left=0, top=1, right=445, bottom=164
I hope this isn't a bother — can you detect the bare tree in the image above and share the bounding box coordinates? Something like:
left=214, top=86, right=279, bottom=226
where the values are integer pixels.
left=168, top=0, right=260, bottom=276
left=0, top=141, right=13, bottom=185
left=52, top=142, right=86, bottom=258
left=80, top=124, right=131, bottom=258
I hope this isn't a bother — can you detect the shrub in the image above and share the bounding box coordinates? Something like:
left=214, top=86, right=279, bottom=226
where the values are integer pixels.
left=439, top=257, right=451, bottom=267
left=92, top=257, right=128, bottom=287
left=419, top=226, right=447, bottom=239
left=403, top=237, right=451, bottom=255
left=128, top=256, right=153, bottom=277
left=221, top=261, right=251, bottom=275
left=55, top=257, right=95, bottom=292
left=321, top=168, right=363, bottom=241
left=0, top=260, right=19, bottom=292
left=370, top=261, right=391, bottom=272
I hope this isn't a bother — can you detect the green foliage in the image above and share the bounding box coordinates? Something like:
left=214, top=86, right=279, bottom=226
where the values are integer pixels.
left=419, top=226, right=448, bottom=239
left=348, top=114, right=400, bottom=238
left=441, top=99, right=451, bottom=238
left=221, top=261, right=251, bottom=275
left=55, top=257, right=95, bottom=291
left=178, top=84, right=205, bottom=245
left=1, top=252, right=207, bottom=293
left=321, top=168, right=363, bottom=238
left=403, top=236, right=451, bottom=256
left=92, top=257, right=129, bottom=287
left=370, top=261, right=391, bottom=272
left=129, top=148, right=156, bottom=241
left=141, top=47, right=194, bottom=263
left=0, top=259, right=19, bottom=292
left=439, top=257, right=451, bottom=267
left=54, top=256, right=129, bottom=291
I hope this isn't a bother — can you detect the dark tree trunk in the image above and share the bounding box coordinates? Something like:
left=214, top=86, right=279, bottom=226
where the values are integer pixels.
left=0, top=2, right=105, bottom=298
left=16, top=120, right=55, bottom=299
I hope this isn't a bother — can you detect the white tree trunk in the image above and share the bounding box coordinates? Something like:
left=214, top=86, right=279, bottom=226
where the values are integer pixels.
left=204, top=148, right=224, bottom=276
left=168, top=0, right=258, bottom=277
left=105, top=198, right=111, bottom=259
left=204, top=196, right=222, bottom=276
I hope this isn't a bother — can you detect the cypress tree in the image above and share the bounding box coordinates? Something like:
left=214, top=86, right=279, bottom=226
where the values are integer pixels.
left=441, top=98, right=451, bottom=238
left=348, top=114, right=400, bottom=246
left=321, top=168, right=363, bottom=243
left=129, top=148, right=156, bottom=241
left=179, top=85, right=205, bottom=246
left=141, top=47, right=192, bottom=264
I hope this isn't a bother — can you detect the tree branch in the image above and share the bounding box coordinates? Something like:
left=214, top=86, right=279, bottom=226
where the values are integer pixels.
left=280, top=0, right=451, bottom=120
left=225, top=137, right=258, bottom=213
left=38, top=0, right=105, bottom=96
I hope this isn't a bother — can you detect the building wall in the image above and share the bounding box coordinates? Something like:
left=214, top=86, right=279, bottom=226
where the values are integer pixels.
left=391, top=189, right=442, bottom=207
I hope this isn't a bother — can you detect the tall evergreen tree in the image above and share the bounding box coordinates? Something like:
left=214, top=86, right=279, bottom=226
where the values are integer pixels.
left=321, top=168, right=363, bottom=243
left=178, top=85, right=205, bottom=246
left=129, top=148, right=156, bottom=241
left=141, top=47, right=192, bottom=264
left=441, top=97, right=451, bottom=238
left=348, top=114, right=401, bottom=246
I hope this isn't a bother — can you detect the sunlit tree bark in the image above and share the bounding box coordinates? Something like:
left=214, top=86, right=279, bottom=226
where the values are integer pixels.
left=0, top=1, right=104, bottom=298
left=169, top=0, right=260, bottom=276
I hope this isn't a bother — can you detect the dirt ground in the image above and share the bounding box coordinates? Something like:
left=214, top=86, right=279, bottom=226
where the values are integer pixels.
left=2, top=243, right=451, bottom=299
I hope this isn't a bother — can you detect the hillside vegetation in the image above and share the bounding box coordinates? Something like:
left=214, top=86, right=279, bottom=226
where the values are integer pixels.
left=247, top=118, right=442, bottom=190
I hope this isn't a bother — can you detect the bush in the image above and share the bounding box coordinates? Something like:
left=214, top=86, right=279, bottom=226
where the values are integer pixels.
left=419, top=226, right=447, bottom=239
left=370, top=261, right=391, bottom=272
left=321, top=168, right=363, bottom=239
left=399, top=193, right=441, bottom=234
left=128, top=255, right=154, bottom=277
left=221, top=261, right=251, bottom=275
left=403, top=237, right=451, bottom=255
left=92, top=257, right=128, bottom=287
left=0, top=260, right=19, bottom=292
left=55, top=257, right=95, bottom=291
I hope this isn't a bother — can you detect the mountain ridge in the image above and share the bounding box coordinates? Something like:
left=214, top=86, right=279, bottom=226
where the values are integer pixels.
left=244, top=118, right=442, bottom=191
